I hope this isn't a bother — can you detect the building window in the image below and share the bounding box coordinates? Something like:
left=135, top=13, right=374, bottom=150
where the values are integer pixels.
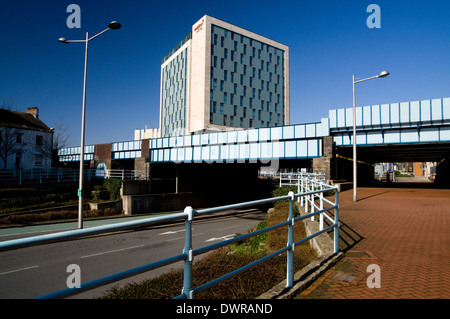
left=36, top=135, right=43, bottom=146
left=16, top=133, right=23, bottom=144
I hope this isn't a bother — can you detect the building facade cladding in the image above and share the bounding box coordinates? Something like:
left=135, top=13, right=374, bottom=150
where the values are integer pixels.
left=209, top=24, right=286, bottom=130
left=159, top=15, right=289, bottom=137
left=160, top=45, right=190, bottom=137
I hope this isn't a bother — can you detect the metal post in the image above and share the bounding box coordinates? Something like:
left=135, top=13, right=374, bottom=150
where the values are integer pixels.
left=182, top=206, right=194, bottom=299
left=286, top=191, right=294, bottom=288
left=300, top=176, right=304, bottom=207
left=77, top=31, right=89, bottom=229
left=334, top=189, right=340, bottom=254
left=319, top=183, right=324, bottom=230
left=352, top=74, right=357, bottom=202
left=175, top=166, right=179, bottom=194
left=310, top=180, right=315, bottom=221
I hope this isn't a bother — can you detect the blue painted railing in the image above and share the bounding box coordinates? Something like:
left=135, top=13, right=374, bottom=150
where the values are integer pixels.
left=0, top=174, right=339, bottom=299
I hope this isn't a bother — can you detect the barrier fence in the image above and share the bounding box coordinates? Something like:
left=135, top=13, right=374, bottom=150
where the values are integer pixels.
left=0, top=174, right=339, bottom=299
left=0, top=168, right=149, bottom=184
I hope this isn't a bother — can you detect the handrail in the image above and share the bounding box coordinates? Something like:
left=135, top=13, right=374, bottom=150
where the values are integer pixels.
left=0, top=174, right=339, bottom=299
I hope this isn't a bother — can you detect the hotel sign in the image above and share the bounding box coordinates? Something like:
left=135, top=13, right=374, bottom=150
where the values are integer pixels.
left=194, top=19, right=204, bottom=33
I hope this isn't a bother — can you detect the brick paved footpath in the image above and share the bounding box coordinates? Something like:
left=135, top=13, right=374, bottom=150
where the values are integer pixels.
left=296, top=185, right=450, bottom=299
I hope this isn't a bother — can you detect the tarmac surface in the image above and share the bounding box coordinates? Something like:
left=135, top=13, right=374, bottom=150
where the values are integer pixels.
left=296, top=180, right=450, bottom=299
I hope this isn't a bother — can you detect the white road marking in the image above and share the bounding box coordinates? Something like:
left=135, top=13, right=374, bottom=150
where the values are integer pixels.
left=159, top=229, right=186, bottom=235
left=81, top=245, right=144, bottom=259
left=205, top=234, right=235, bottom=242
left=0, top=265, right=39, bottom=276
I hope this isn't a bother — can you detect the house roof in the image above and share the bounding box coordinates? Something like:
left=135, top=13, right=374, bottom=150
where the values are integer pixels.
left=0, top=109, right=53, bottom=133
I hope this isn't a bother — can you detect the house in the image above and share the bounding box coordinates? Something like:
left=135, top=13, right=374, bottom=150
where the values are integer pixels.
left=0, top=107, right=54, bottom=170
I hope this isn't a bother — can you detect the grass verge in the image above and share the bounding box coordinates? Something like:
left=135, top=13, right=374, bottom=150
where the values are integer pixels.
left=99, top=201, right=317, bottom=299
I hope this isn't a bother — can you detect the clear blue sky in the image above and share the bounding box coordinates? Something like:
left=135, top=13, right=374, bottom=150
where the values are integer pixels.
left=1, top=0, right=449, bottom=146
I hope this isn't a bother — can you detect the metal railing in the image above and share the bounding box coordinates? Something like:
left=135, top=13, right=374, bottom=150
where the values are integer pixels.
left=0, top=168, right=149, bottom=184
left=0, top=175, right=339, bottom=299
left=279, top=172, right=332, bottom=230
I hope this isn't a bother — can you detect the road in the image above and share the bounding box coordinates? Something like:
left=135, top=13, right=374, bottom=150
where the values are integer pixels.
left=0, top=208, right=267, bottom=299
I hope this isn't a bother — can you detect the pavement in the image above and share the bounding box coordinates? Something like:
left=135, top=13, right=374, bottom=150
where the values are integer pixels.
left=296, top=182, right=450, bottom=299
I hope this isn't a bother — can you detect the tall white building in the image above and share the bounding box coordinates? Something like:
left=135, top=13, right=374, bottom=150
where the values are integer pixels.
left=159, top=15, right=290, bottom=137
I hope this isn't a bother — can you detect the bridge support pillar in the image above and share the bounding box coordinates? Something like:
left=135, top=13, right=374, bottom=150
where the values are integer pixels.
left=313, top=136, right=335, bottom=181
left=435, top=157, right=450, bottom=187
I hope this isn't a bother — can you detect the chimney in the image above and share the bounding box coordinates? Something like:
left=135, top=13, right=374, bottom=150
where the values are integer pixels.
left=26, top=107, right=39, bottom=119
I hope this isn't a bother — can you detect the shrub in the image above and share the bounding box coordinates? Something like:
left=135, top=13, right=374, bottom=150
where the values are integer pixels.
left=103, top=178, right=122, bottom=201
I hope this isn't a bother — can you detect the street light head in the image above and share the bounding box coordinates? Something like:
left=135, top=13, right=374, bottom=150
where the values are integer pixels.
left=108, top=21, right=121, bottom=30
left=58, top=37, right=69, bottom=44
left=378, top=70, right=390, bottom=78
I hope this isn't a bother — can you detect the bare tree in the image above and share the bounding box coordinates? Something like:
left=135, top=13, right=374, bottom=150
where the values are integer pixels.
left=35, top=120, right=71, bottom=167
left=0, top=99, right=26, bottom=169
left=1, top=97, right=16, bottom=111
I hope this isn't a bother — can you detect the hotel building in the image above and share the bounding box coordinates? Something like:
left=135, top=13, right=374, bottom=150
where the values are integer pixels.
left=159, top=15, right=290, bottom=137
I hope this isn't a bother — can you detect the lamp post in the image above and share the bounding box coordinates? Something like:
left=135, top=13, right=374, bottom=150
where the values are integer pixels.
left=352, top=70, right=389, bottom=202
left=59, top=21, right=121, bottom=228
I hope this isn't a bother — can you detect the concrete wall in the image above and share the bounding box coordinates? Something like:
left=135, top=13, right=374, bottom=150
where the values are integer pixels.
left=122, top=192, right=204, bottom=215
